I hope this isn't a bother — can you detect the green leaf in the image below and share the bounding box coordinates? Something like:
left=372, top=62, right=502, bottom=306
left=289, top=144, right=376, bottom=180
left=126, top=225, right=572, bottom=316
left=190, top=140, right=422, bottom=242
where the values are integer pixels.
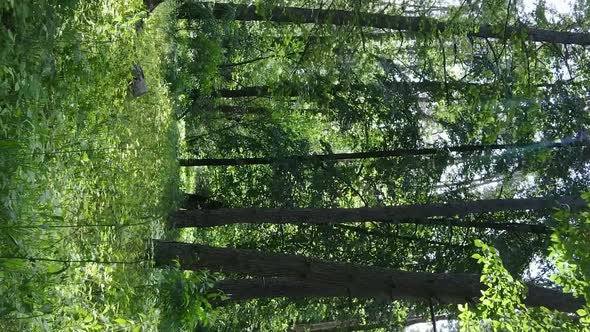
left=474, top=239, right=485, bottom=248
left=81, top=152, right=90, bottom=163
left=114, top=318, right=128, bottom=325
left=576, top=309, right=587, bottom=317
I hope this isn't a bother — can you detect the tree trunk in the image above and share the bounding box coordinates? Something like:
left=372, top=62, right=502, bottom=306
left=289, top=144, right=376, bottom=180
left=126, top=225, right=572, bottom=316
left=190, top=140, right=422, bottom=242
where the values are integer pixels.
left=213, top=82, right=462, bottom=99
left=168, top=196, right=585, bottom=228
left=332, top=224, right=471, bottom=247
left=289, top=320, right=360, bottom=332
left=287, top=315, right=450, bottom=331
left=214, top=277, right=342, bottom=301
left=179, top=2, right=590, bottom=45
left=178, top=141, right=586, bottom=167
left=181, top=193, right=225, bottom=209
left=154, top=241, right=584, bottom=312
left=211, top=82, right=504, bottom=99
left=211, top=80, right=568, bottom=102
left=143, top=0, right=163, bottom=12
left=217, top=105, right=267, bottom=115
left=405, top=315, right=451, bottom=327
left=216, top=86, right=270, bottom=98
left=289, top=319, right=389, bottom=331
left=220, top=51, right=303, bottom=68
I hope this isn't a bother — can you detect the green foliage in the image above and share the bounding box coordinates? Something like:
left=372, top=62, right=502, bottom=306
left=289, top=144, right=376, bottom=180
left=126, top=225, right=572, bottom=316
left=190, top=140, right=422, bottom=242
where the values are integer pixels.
left=460, top=240, right=542, bottom=331
left=0, top=0, right=193, bottom=330
left=157, top=264, right=221, bottom=331
left=550, top=195, right=590, bottom=324
left=460, top=230, right=590, bottom=331
left=188, top=34, right=223, bottom=93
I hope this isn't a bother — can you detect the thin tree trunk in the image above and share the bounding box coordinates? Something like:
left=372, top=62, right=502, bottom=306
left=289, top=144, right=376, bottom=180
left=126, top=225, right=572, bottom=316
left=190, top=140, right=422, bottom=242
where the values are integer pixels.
left=153, top=241, right=584, bottom=312
left=331, top=224, right=471, bottom=247
left=289, top=314, right=445, bottom=330
left=289, top=319, right=361, bottom=332
left=143, top=0, right=162, bottom=12
left=213, top=82, right=497, bottom=99
left=216, top=86, right=270, bottom=98
left=168, top=196, right=585, bottom=228
left=405, top=315, right=451, bottom=327
left=220, top=56, right=272, bottom=68
left=217, top=105, right=267, bottom=115
left=210, top=80, right=575, bottom=102
left=179, top=2, right=590, bottom=45
left=289, top=319, right=389, bottom=331
left=220, top=51, right=302, bottom=68
left=181, top=193, right=225, bottom=209
left=178, top=141, right=587, bottom=167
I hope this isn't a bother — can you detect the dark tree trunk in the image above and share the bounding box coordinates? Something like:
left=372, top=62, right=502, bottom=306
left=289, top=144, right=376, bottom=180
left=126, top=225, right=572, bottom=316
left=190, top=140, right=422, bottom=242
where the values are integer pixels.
left=217, top=105, right=267, bottom=115
left=214, top=277, right=342, bottom=301
left=220, top=51, right=302, bottom=68
left=178, top=141, right=586, bottom=167
left=214, top=81, right=493, bottom=99
left=179, top=2, right=590, bottom=45
left=289, top=320, right=358, bottom=332
left=168, top=196, right=585, bottom=228
left=144, top=0, right=163, bottom=12
left=154, top=241, right=584, bottom=312
left=211, top=79, right=566, bottom=100
left=332, top=224, right=471, bottom=247
left=216, top=86, right=270, bottom=98
left=181, top=193, right=225, bottom=210
left=211, top=82, right=495, bottom=100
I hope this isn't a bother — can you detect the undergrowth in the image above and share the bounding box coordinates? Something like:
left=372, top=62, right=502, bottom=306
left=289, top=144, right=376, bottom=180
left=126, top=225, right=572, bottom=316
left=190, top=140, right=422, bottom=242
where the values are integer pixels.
left=0, top=0, right=215, bottom=330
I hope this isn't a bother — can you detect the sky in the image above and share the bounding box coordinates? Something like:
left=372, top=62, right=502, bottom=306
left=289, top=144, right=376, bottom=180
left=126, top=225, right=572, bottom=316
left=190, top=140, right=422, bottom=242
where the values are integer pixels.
left=522, top=0, right=574, bottom=15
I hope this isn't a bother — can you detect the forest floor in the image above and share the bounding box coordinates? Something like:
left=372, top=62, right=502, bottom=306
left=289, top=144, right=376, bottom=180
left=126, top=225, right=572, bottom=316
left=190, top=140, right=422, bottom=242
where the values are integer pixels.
left=0, top=1, right=190, bottom=330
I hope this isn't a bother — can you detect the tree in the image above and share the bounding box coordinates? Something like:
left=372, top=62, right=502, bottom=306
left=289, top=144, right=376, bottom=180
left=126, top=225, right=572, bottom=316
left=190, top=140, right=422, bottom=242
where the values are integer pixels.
left=168, top=196, right=585, bottom=228
left=179, top=141, right=588, bottom=167
left=210, top=80, right=571, bottom=99
left=288, top=319, right=363, bottom=332
left=153, top=241, right=583, bottom=312
left=287, top=316, right=447, bottom=331
left=178, top=2, right=590, bottom=45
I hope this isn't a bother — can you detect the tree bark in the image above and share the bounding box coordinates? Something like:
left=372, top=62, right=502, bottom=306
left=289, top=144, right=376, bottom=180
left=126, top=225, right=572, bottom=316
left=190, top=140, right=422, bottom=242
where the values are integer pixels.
left=212, top=82, right=502, bottom=99
left=178, top=141, right=587, bottom=167
left=216, top=86, right=270, bottom=98
left=179, top=2, right=590, bottom=46
left=217, top=105, right=267, bottom=115
left=331, top=224, right=472, bottom=247
left=289, top=319, right=390, bottom=331
left=154, top=241, right=584, bottom=312
left=213, top=82, right=459, bottom=99
left=211, top=80, right=568, bottom=103
left=214, top=277, right=342, bottom=301
left=168, top=196, right=586, bottom=228
left=289, top=320, right=361, bottom=332
left=143, top=0, right=163, bottom=12
left=181, top=193, right=225, bottom=209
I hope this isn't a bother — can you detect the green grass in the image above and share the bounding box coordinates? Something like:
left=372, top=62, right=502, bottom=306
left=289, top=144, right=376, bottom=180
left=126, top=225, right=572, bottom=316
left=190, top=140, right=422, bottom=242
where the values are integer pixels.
left=0, top=0, right=192, bottom=330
